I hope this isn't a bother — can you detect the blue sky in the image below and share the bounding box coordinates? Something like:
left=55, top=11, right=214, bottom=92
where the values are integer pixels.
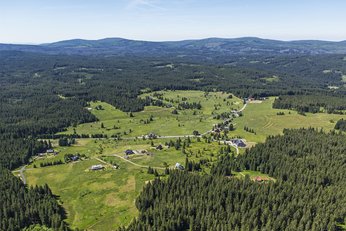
left=1, top=0, right=345, bottom=43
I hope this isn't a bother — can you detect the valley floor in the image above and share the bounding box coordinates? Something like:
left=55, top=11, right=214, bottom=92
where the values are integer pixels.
left=15, top=90, right=346, bottom=230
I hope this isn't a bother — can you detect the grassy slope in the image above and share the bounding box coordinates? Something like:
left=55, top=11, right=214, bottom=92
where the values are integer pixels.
left=229, top=97, right=346, bottom=143
left=262, top=75, right=279, bottom=82
left=25, top=137, right=233, bottom=230
left=61, top=90, right=243, bottom=137
left=123, top=139, right=226, bottom=169
left=26, top=152, right=154, bottom=230
left=23, top=91, right=346, bottom=230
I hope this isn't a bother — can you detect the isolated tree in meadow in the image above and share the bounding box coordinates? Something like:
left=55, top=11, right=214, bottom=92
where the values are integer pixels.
left=58, top=137, right=69, bottom=146
left=193, top=130, right=200, bottom=136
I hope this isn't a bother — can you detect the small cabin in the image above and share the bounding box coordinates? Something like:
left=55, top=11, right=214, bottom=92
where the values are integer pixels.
left=124, top=149, right=135, bottom=155
left=71, top=155, right=79, bottom=161
left=175, top=163, right=184, bottom=170
left=254, top=176, right=263, bottom=182
left=231, top=139, right=246, bottom=148
left=90, top=164, right=104, bottom=170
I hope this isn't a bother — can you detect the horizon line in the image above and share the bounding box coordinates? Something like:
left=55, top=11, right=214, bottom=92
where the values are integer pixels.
left=1, top=36, right=346, bottom=45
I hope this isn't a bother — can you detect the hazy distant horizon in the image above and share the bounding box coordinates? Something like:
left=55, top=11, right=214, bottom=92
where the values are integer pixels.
left=1, top=0, right=346, bottom=44
left=2, top=36, right=346, bottom=46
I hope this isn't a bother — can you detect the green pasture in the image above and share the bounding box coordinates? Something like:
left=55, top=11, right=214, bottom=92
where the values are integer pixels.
left=122, top=138, right=231, bottom=169
left=60, top=90, right=243, bottom=138
left=262, top=75, right=280, bottom=82
left=233, top=170, right=276, bottom=182
left=26, top=155, right=154, bottom=230
left=229, top=97, right=346, bottom=143
left=24, top=136, right=235, bottom=230
left=22, top=91, right=346, bottom=230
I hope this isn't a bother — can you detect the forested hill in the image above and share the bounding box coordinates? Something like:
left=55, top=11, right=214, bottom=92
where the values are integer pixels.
left=0, top=168, right=68, bottom=231
left=122, top=129, right=346, bottom=231
left=0, top=40, right=345, bottom=230
left=1, top=37, right=346, bottom=56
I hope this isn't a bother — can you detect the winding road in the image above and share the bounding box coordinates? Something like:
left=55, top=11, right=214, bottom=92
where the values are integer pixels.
left=104, top=153, right=167, bottom=170
left=98, top=102, right=248, bottom=167
left=124, top=102, right=248, bottom=140
left=13, top=165, right=27, bottom=184
left=13, top=101, right=248, bottom=182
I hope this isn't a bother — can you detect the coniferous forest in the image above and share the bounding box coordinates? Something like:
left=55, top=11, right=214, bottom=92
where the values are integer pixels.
left=0, top=49, right=346, bottom=230
left=0, top=169, right=67, bottom=231
left=335, top=119, right=346, bottom=131
left=122, top=129, right=346, bottom=231
left=3, top=0, right=346, bottom=229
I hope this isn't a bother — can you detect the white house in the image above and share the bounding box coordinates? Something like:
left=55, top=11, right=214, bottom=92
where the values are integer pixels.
left=90, top=164, right=104, bottom=170
left=175, top=163, right=184, bottom=170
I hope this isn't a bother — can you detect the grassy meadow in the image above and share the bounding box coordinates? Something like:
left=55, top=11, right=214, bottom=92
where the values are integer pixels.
left=24, top=137, right=234, bottom=230
left=26, top=157, right=154, bottom=230
left=21, top=90, right=346, bottom=230
left=229, top=97, right=346, bottom=143
left=60, top=90, right=243, bottom=138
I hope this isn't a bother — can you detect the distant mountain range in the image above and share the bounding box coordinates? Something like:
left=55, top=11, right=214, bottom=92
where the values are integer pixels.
left=1, top=37, right=346, bottom=56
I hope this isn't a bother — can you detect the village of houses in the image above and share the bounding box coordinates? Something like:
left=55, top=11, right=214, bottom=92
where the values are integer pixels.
left=29, top=96, right=267, bottom=183
left=35, top=126, right=248, bottom=174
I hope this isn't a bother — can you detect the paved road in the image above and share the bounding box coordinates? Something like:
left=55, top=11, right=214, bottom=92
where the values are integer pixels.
left=14, top=102, right=247, bottom=177
left=71, top=102, right=248, bottom=143
left=124, top=103, right=248, bottom=140
left=123, top=102, right=248, bottom=154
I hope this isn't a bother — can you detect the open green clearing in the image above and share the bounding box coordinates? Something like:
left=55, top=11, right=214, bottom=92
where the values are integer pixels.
left=24, top=137, right=236, bottom=230
left=233, top=170, right=276, bottom=182
left=22, top=90, right=346, bottom=230
left=262, top=75, right=280, bottom=82
left=342, top=75, right=346, bottom=82
left=121, top=139, right=226, bottom=169
left=26, top=156, right=153, bottom=230
left=60, top=90, right=243, bottom=137
left=24, top=139, right=154, bottom=230
left=229, top=97, right=346, bottom=143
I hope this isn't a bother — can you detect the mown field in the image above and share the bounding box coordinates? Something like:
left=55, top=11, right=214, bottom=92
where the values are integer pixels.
left=21, top=90, right=346, bottom=230
left=26, top=156, right=154, bottom=230
left=24, top=139, right=152, bottom=230
left=60, top=90, right=243, bottom=138
left=230, top=97, right=346, bottom=143
left=24, top=137, right=236, bottom=230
